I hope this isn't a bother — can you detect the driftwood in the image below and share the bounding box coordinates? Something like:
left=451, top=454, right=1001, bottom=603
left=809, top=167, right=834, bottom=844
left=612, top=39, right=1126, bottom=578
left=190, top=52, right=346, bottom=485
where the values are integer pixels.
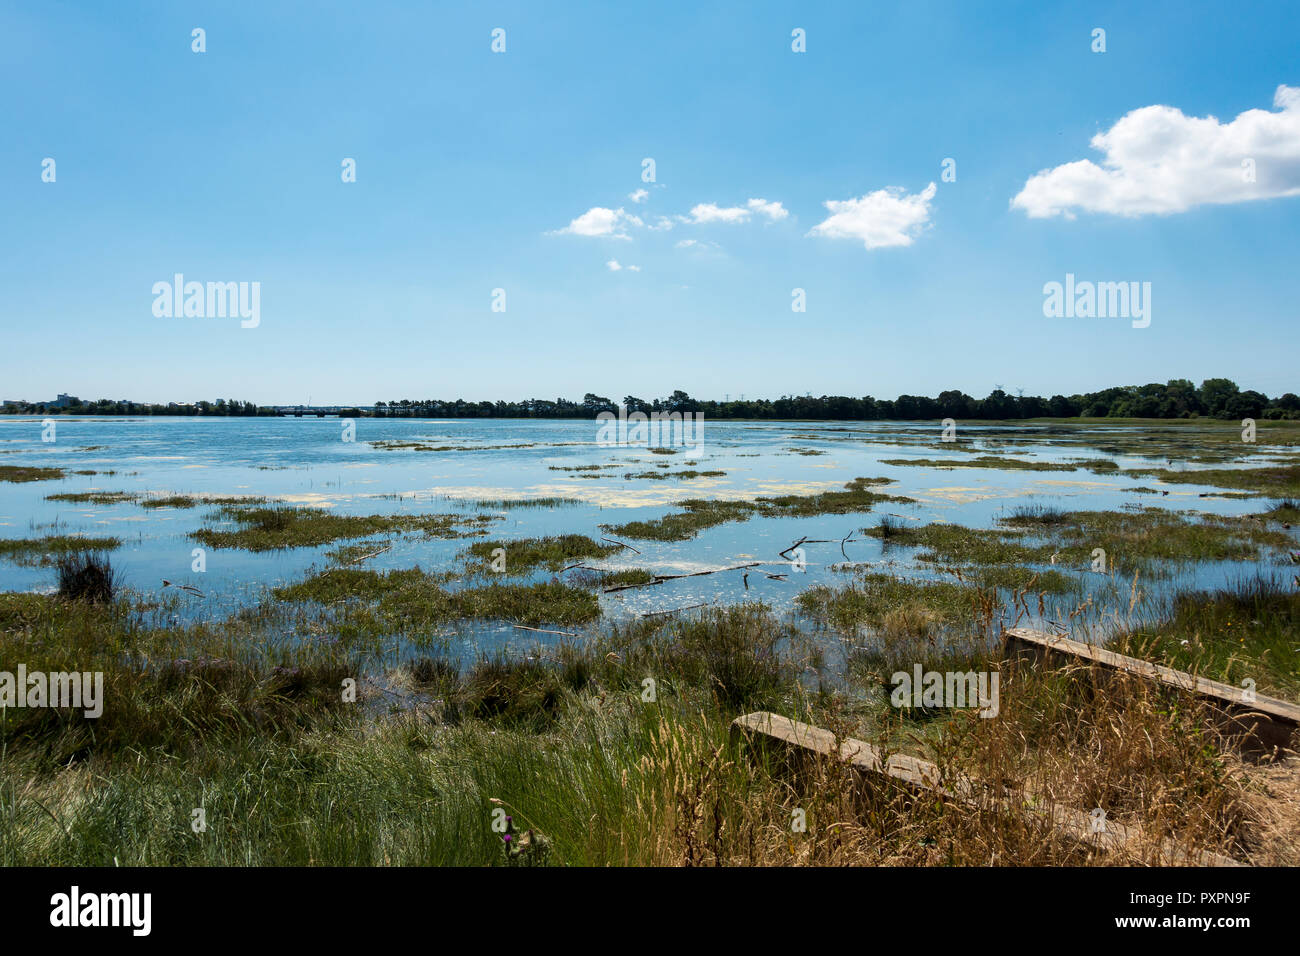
left=641, top=601, right=713, bottom=618
left=601, top=535, right=641, bottom=555
left=602, top=562, right=761, bottom=593
left=161, top=580, right=205, bottom=597
left=511, top=624, right=579, bottom=637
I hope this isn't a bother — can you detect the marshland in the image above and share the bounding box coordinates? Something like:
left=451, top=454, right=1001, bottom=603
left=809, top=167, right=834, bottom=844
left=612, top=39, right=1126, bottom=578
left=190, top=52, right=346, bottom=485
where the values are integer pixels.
left=1, top=413, right=1298, bottom=865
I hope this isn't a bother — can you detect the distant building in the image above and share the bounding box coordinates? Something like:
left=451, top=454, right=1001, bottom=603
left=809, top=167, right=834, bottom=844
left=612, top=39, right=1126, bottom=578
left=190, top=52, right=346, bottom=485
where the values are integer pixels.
left=50, top=393, right=78, bottom=408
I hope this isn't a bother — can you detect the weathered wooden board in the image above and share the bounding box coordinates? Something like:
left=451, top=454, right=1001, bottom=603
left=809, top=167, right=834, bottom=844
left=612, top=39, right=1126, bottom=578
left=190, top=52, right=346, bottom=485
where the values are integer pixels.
left=731, top=711, right=1243, bottom=867
left=1003, top=627, right=1300, bottom=753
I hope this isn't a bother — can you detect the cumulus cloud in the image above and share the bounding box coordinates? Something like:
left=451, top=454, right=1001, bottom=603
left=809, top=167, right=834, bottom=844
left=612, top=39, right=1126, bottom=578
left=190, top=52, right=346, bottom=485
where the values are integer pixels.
left=747, top=198, right=789, bottom=221
left=1012, top=84, right=1300, bottom=218
left=606, top=259, right=640, bottom=272
left=685, top=198, right=790, bottom=224
left=807, top=183, right=937, bottom=249
left=551, top=195, right=789, bottom=240
left=688, top=202, right=751, bottom=224
left=549, top=206, right=642, bottom=239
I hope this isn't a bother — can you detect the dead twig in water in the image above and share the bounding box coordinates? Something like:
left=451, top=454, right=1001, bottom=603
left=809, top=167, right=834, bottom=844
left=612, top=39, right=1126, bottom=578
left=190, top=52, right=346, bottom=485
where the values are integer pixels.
left=601, top=535, right=641, bottom=555
left=511, top=624, right=579, bottom=637
left=605, top=562, right=761, bottom=593
left=604, top=578, right=665, bottom=593
left=641, top=601, right=713, bottom=619
left=161, top=580, right=205, bottom=597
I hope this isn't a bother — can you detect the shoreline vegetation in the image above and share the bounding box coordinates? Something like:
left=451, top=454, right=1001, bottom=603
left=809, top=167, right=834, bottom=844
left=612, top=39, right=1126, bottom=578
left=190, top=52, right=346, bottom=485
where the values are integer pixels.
left=1, top=417, right=1297, bottom=867
left=5, top=376, right=1300, bottom=420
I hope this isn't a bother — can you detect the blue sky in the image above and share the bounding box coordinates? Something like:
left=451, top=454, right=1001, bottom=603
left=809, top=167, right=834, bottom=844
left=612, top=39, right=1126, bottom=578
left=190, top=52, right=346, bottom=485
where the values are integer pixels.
left=3, top=0, right=1298, bottom=405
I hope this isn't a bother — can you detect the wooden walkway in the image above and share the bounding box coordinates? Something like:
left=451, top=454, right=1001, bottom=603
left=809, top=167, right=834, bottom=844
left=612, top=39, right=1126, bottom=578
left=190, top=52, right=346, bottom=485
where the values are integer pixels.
left=1004, top=627, right=1300, bottom=753
left=731, top=711, right=1244, bottom=867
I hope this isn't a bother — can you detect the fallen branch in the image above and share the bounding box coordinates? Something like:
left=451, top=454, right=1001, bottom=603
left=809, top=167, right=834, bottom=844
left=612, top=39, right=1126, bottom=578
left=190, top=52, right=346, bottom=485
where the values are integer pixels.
left=512, top=624, right=579, bottom=637
left=601, top=535, right=641, bottom=555
left=641, top=601, right=713, bottom=618
left=603, top=562, right=760, bottom=593
left=603, top=578, right=665, bottom=593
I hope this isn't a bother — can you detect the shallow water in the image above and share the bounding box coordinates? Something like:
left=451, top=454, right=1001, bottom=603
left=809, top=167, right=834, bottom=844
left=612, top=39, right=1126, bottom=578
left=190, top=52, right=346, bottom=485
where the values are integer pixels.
left=1, top=416, right=1294, bottom=653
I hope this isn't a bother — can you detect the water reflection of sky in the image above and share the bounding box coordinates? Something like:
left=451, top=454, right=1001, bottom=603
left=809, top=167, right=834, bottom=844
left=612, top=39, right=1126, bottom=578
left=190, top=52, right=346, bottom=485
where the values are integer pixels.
left=1, top=416, right=1295, bottom=655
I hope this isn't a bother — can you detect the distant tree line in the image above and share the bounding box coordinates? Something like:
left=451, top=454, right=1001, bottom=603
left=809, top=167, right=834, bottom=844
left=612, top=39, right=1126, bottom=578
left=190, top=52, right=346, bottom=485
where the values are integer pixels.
left=4, top=379, right=1297, bottom=421
left=0, top=398, right=274, bottom=416
left=369, top=378, right=1298, bottom=420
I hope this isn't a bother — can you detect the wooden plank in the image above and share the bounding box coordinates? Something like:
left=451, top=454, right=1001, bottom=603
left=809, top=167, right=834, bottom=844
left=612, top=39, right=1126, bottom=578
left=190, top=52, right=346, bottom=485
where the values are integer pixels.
left=1004, top=627, right=1300, bottom=753
left=730, top=711, right=1243, bottom=867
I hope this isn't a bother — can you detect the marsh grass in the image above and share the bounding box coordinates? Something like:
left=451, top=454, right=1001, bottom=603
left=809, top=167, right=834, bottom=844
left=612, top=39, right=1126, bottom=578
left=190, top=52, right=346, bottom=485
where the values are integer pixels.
left=273, top=568, right=601, bottom=629
left=997, top=506, right=1295, bottom=566
left=0, top=591, right=1263, bottom=866
left=880, top=455, right=1079, bottom=472
left=1127, top=462, right=1300, bottom=497
left=0, top=592, right=357, bottom=769
left=45, top=491, right=139, bottom=505
left=0, top=465, right=65, bottom=483
left=1266, top=498, right=1300, bottom=524
left=1119, top=575, right=1300, bottom=700
left=56, top=553, right=117, bottom=603
left=465, top=535, right=620, bottom=572
left=622, top=469, right=726, bottom=480
left=140, top=495, right=266, bottom=509
left=191, top=505, right=495, bottom=551
left=0, top=535, right=123, bottom=567
left=468, top=497, right=585, bottom=509
left=604, top=478, right=911, bottom=542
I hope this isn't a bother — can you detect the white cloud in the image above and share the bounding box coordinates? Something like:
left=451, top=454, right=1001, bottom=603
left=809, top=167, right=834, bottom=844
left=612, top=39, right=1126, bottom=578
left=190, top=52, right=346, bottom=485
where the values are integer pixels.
left=675, top=238, right=720, bottom=251
left=807, top=183, right=937, bottom=249
left=550, top=206, right=643, bottom=239
left=1012, top=84, right=1300, bottom=218
left=628, top=189, right=649, bottom=203
left=747, top=198, right=789, bottom=221
left=606, top=259, right=640, bottom=272
left=686, top=198, right=788, bottom=224
left=689, top=202, right=751, bottom=224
